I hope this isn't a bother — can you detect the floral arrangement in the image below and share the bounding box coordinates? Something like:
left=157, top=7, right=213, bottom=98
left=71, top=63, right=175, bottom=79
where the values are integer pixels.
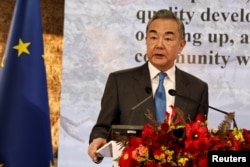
left=117, top=106, right=250, bottom=167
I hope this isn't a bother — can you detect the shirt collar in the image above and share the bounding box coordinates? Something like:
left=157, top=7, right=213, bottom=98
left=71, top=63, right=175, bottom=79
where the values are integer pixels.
left=148, top=61, right=176, bottom=81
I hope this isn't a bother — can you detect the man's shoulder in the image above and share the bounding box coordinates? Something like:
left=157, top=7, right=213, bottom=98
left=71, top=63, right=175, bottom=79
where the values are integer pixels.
left=176, top=66, right=207, bottom=85
left=110, top=62, right=148, bottom=76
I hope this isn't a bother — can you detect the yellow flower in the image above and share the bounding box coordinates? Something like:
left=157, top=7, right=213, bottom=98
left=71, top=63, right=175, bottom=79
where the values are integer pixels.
left=165, top=150, right=174, bottom=162
left=165, top=150, right=174, bottom=156
left=232, top=128, right=244, bottom=142
left=154, top=151, right=166, bottom=163
left=169, top=125, right=185, bottom=131
left=178, top=157, right=189, bottom=166
left=161, top=146, right=167, bottom=151
left=132, top=144, right=149, bottom=162
left=210, top=128, right=218, bottom=134
left=154, top=153, right=165, bottom=160
left=124, top=153, right=129, bottom=160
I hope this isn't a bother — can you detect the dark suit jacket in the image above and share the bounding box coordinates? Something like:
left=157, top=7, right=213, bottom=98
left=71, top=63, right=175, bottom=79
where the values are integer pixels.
left=89, top=62, right=208, bottom=142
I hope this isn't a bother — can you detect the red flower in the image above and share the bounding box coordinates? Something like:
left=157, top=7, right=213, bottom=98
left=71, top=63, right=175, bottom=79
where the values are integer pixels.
left=167, top=105, right=185, bottom=125
left=242, top=129, right=250, bottom=150
left=142, top=124, right=156, bottom=138
left=242, top=129, right=250, bottom=142
left=128, top=136, right=142, bottom=148
left=229, top=139, right=241, bottom=151
left=118, top=147, right=138, bottom=167
left=118, top=106, right=250, bottom=167
left=153, top=149, right=166, bottom=163
left=141, top=124, right=156, bottom=147
left=132, top=144, right=149, bottom=162
left=209, top=135, right=225, bottom=151
left=196, top=154, right=208, bottom=167
left=144, top=160, right=159, bottom=167
left=185, top=120, right=210, bottom=154
left=195, top=114, right=206, bottom=122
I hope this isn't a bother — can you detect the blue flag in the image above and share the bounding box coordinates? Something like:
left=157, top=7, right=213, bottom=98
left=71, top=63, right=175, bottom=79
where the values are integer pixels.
left=0, top=0, right=54, bottom=166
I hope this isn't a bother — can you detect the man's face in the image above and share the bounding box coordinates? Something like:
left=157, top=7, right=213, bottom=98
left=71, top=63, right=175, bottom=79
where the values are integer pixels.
left=146, top=19, right=186, bottom=71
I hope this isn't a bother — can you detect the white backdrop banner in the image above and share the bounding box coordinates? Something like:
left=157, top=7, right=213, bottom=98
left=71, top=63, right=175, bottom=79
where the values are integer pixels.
left=59, top=0, right=250, bottom=166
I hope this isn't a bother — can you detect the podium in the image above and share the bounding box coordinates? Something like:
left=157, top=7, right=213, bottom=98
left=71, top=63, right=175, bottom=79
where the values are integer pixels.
left=96, top=125, right=143, bottom=167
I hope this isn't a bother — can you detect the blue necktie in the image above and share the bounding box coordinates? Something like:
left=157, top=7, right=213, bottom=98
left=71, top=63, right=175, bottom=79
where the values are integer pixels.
left=155, top=72, right=167, bottom=123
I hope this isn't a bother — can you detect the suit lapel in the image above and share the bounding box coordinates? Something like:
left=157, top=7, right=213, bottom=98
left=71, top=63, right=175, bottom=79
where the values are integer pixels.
left=131, top=62, right=156, bottom=120
left=130, top=64, right=195, bottom=122
left=175, top=67, right=191, bottom=114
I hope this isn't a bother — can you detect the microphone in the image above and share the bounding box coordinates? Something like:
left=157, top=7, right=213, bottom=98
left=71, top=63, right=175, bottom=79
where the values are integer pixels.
left=131, top=87, right=152, bottom=111
left=168, top=89, right=238, bottom=129
left=106, top=88, right=152, bottom=143
left=127, top=87, right=152, bottom=126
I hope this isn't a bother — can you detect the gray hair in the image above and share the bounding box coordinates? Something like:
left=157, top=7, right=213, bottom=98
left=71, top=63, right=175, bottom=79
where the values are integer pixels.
left=146, top=9, right=185, bottom=40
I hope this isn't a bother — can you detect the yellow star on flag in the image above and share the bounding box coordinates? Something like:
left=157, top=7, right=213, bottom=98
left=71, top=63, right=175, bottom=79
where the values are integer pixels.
left=1, top=56, right=5, bottom=67
left=13, top=38, right=31, bottom=57
left=49, top=161, right=54, bottom=167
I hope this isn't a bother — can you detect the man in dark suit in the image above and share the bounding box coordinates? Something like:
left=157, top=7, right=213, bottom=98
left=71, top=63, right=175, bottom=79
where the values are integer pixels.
left=88, top=9, right=208, bottom=163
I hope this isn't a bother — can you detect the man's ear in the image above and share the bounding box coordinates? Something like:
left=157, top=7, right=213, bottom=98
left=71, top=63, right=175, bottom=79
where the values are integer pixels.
left=179, top=40, right=186, bottom=53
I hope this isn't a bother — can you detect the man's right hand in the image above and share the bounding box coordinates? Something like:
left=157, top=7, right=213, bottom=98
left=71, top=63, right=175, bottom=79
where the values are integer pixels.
left=88, top=138, right=107, bottom=163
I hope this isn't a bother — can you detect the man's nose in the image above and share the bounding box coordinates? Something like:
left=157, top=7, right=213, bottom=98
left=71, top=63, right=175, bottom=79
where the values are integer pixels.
left=156, top=38, right=164, bottom=48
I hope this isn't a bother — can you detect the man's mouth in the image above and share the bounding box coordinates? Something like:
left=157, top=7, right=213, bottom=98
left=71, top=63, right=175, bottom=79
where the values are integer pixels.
left=154, top=53, right=164, bottom=57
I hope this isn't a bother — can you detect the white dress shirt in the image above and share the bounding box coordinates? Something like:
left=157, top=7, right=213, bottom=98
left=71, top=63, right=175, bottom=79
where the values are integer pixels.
left=148, top=62, right=176, bottom=117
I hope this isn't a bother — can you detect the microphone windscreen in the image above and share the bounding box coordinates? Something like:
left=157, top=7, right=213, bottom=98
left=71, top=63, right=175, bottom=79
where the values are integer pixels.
left=168, top=89, right=176, bottom=96
left=145, top=87, right=152, bottom=94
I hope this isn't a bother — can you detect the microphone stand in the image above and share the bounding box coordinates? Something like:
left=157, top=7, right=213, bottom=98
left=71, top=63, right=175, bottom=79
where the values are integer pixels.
left=169, top=89, right=238, bottom=129
left=131, top=95, right=153, bottom=111
left=207, top=105, right=238, bottom=129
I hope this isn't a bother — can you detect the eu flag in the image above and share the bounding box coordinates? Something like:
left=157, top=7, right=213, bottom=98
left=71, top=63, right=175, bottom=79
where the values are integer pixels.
left=0, top=0, right=54, bottom=166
